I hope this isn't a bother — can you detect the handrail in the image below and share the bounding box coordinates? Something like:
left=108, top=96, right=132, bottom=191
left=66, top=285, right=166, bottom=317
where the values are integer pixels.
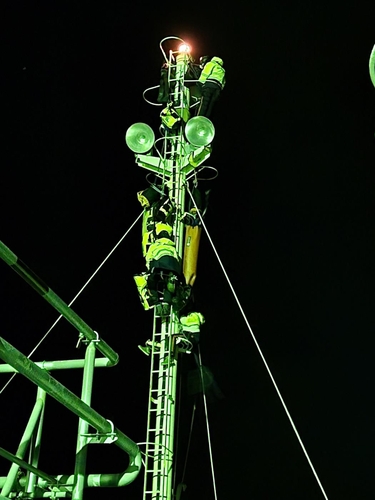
left=0, top=358, right=111, bottom=373
left=0, top=241, right=119, bottom=366
left=0, top=336, right=141, bottom=488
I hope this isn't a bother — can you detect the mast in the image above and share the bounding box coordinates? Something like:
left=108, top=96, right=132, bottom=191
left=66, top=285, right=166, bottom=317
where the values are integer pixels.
left=125, top=37, right=216, bottom=500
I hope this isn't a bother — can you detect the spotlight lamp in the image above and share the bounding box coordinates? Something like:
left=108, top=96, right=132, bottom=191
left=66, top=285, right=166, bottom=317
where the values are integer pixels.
left=185, top=116, right=215, bottom=147
left=125, top=123, right=155, bottom=153
left=370, top=44, right=375, bottom=88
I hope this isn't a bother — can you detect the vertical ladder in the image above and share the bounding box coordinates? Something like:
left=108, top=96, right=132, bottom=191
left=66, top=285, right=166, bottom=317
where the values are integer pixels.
left=143, top=305, right=180, bottom=500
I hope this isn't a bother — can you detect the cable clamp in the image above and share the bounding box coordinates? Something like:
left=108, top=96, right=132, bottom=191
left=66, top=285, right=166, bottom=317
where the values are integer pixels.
left=92, top=330, right=100, bottom=343
left=82, top=420, right=118, bottom=445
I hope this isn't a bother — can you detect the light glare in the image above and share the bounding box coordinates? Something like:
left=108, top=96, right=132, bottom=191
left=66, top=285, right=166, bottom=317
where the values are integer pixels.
left=178, top=43, right=190, bottom=53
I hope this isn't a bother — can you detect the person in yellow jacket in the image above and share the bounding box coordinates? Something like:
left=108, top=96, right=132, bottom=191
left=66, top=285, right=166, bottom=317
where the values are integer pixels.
left=197, top=56, right=226, bottom=118
left=145, top=226, right=181, bottom=275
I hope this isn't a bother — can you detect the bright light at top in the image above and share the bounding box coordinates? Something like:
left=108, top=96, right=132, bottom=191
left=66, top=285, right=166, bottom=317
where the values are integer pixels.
left=178, top=43, right=190, bottom=53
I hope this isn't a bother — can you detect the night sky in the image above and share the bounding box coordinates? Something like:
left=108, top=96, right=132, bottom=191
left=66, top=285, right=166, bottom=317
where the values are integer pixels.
left=2, top=3, right=375, bottom=499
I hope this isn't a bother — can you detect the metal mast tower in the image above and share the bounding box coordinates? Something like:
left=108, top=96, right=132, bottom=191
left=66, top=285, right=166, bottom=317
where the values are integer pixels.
left=126, top=37, right=216, bottom=500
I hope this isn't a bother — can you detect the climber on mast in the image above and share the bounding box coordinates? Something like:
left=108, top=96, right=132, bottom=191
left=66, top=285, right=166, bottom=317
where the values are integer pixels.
left=197, top=56, right=226, bottom=118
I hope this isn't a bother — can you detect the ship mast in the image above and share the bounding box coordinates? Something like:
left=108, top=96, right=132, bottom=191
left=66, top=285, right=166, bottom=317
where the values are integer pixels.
left=125, top=37, right=216, bottom=500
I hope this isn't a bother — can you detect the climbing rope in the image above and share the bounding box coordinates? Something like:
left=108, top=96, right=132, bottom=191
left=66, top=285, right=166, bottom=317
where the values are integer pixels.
left=186, top=186, right=329, bottom=500
left=0, top=211, right=143, bottom=395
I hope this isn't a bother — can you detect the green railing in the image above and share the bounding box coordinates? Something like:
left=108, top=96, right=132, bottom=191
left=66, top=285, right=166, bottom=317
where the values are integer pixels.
left=0, top=241, right=142, bottom=499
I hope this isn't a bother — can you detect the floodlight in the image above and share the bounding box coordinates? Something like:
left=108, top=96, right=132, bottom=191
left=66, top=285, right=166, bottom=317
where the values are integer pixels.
left=370, top=44, right=375, bottom=88
left=178, top=44, right=190, bottom=53
left=125, top=123, right=155, bottom=153
left=185, top=116, right=215, bottom=147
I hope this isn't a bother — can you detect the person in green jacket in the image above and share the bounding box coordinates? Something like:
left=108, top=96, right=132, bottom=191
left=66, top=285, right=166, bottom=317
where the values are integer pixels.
left=197, top=56, right=226, bottom=118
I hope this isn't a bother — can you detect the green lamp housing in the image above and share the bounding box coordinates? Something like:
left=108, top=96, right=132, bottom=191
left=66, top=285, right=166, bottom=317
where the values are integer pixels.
left=185, top=116, right=215, bottom=148
left=125, top=123, right=155, bottom=153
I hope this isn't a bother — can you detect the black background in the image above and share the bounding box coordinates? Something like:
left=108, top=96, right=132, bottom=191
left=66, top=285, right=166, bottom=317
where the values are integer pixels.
left=2, top=2, right=375, bottom=499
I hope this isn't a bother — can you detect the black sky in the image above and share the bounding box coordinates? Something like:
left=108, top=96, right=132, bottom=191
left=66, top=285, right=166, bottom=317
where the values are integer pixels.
left=2, top=2, right=375, bottom=499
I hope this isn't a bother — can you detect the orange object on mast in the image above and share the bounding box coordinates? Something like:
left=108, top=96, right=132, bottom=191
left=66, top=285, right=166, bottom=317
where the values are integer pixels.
left=183, top=224, right=202, bottom=286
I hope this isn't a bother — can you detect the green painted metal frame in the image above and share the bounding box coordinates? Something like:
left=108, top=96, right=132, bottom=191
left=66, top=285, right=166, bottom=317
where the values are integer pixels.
left=0, top=240, right=142, bottom=498
left=0, top=336, right=142, bottom=496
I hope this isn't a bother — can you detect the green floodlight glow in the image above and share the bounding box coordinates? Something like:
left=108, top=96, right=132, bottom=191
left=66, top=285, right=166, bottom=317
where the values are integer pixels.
left=369, top=44, right=375, bottom=88
left=185, top=116, right=215, bottom=147
left=125, top=123, right=155, bottom=153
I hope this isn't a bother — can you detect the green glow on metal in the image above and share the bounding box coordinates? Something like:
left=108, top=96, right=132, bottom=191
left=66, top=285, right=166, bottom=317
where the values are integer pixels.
left=0, top=240, right=119, bottom=366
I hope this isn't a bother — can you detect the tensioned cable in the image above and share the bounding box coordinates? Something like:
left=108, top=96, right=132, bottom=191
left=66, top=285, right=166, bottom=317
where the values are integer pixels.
left=196, top=346, right=218, bottom=500
left=172, top=369, right=184, bottom=494
left=186, top=186, right=329, bottom=500
left=180, top=401, right=196, bottom=486
left=0, top=211, right=143, bottom=395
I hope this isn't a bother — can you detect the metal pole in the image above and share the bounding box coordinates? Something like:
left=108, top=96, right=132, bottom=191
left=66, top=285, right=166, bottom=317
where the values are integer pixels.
left=25, top=387, right=47, bottom=496
left=0, top=357, right=111, bottom=373
left=0, top=394, right=45, bottom=497
left=72, top=342, right=96, bottom=500
left=0, top=240, right=118, bottom=366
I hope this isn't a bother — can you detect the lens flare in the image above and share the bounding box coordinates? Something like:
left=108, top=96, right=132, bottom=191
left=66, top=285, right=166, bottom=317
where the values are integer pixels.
left=178, top=43, right=190, bottom=53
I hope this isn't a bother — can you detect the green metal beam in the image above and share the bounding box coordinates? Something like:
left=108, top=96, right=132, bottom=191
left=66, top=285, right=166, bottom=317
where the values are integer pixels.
left=0, top=335, right=141, bottom=488
left=0, top=240, right=118, bottom=366
left=1, top=395, right=45, bottom=497
left=0, top=358, right=111, bottom=373
left=72, top=342, right=96, bottom=500
left=25, top=387, right=47, bottom=497
left=0, top=446, right=56, bottom=484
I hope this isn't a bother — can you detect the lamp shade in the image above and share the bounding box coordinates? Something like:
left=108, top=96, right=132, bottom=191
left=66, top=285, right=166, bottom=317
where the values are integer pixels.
left=370, top=44, right=375, bottom=88
left=125, top=123, right=155, bottom=153
left=185, top=116, right=215, bottom=147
